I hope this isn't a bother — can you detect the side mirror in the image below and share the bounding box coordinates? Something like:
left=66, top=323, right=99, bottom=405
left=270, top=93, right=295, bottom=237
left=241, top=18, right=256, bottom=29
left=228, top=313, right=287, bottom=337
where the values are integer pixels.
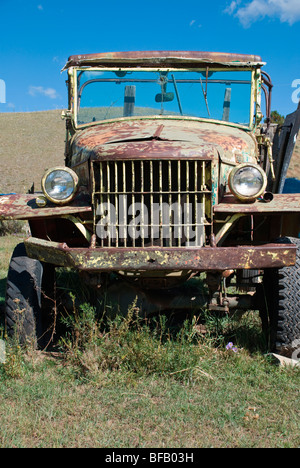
left=155, top=92, right=174, bottom=103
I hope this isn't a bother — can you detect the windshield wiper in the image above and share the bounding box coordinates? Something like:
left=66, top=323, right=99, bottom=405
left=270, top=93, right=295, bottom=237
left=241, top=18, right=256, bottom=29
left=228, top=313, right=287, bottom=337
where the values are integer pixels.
left=200, top=67, right=210, bottom=117
left=171, top=74, right=183, bottom=115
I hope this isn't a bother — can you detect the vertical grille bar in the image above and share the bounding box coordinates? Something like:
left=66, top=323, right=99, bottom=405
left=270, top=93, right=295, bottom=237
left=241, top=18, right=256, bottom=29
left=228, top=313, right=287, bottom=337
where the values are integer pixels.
left=150, top=160, right=154, bottom=244
left=186, top=160, right=190, bottom=245
left=178, top=160, right=181, bottom=246
left=195, top=160, right=198, bottom=247
left=123, top=162, right=127, bottom=247
left=132, top=160, right=135, bottom=247
left=107, top=161, right=111, bottom=247
left=115, top=161, right=119, bottom=247
left=141, top=160, right=145, bottom=247
left=168, top=161, right=172, bottom=246
left=99, top=161, right=104, bottom=247
left=202, top=161, right=206, bottom=247
left=159, top=160, right=163, bottom=247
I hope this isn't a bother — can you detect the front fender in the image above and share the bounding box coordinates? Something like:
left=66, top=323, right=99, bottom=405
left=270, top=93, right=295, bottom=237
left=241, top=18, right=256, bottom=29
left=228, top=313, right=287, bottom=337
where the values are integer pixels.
left=0, top=194, right=91, bottom=220
left=214, top=193, right=300, bottom=214
left=214, top=193, right=300, bottom=240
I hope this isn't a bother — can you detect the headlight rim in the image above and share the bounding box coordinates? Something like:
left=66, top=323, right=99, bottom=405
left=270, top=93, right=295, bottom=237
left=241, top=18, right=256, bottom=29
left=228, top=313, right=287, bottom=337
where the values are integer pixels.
left=228, top=163, right=267, bottom=202
left=41, top=166, right=79, bottom=205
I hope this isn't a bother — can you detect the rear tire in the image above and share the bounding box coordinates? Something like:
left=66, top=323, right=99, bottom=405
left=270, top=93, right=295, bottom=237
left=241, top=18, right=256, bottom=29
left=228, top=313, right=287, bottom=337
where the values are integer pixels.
left=261, top=237, right=300, bottom=356
left=5, top=243, right=55, bottom=349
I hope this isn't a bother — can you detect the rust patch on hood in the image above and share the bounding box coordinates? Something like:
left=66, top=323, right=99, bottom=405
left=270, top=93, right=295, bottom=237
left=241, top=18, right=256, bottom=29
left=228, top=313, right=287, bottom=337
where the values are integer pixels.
left=72, top=119, right=256, bottom=164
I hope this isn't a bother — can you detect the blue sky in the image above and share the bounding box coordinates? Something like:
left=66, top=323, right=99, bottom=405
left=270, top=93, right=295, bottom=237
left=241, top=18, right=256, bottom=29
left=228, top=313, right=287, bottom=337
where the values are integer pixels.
left=0, top=0, right=299, bottom=117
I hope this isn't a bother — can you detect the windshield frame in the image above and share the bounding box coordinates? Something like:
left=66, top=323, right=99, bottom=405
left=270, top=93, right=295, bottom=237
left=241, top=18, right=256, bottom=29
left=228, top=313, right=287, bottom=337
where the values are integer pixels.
left=69, top=66, right=259, bottom=131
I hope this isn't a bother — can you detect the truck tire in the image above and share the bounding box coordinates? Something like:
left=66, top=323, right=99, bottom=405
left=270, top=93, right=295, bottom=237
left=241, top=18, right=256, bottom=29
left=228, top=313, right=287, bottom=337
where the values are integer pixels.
left=5, top=243, right=55, bottom=349
left=261, top=237, right=300, bottom=356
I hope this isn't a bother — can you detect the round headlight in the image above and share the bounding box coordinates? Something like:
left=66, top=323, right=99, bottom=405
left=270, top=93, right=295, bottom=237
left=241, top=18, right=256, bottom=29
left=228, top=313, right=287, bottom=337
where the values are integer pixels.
left=42, top=167, right=78, bottom=204
left=229, top=164, right=267, bottom=201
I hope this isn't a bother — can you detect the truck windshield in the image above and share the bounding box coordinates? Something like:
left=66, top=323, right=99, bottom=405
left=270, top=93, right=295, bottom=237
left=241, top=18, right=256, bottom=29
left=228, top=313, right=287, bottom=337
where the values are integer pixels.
left=76, top=69, right=253, bottom=127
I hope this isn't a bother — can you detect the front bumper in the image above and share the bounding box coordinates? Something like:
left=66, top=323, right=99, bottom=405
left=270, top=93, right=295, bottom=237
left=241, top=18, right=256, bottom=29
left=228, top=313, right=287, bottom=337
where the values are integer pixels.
left=24, top=237, right=297, bottom=272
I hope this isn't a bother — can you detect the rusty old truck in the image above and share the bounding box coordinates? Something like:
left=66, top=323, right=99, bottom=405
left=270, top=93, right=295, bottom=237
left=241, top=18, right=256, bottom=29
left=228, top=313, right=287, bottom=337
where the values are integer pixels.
left=1, top=51, right=300, bottom=354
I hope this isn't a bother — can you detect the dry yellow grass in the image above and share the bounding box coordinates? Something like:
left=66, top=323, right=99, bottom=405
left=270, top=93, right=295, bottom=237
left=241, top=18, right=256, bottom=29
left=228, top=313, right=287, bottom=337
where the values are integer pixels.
left=0, top=110, right=65, bottom=194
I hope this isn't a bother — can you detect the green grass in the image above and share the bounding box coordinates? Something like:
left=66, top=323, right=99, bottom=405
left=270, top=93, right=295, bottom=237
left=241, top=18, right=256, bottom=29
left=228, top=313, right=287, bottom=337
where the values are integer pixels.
left=0, top=235, right=23, bottom=304
left=0, top=333, right=299, bottom=448
left=0, top=235, right=299, bottom=448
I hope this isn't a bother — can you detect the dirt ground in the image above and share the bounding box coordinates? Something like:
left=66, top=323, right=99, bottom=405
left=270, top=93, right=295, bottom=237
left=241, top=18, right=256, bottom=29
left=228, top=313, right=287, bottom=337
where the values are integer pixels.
left=0, top=110, right=299, bottom=194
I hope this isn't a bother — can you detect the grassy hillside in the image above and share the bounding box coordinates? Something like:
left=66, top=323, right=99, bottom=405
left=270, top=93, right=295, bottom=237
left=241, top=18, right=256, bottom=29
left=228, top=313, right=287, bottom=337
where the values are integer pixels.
left=0, top=110, right=65, bottom=194
left=287, top=136, right=300, bottom=179
left=0, top=109, right=299, bottom=195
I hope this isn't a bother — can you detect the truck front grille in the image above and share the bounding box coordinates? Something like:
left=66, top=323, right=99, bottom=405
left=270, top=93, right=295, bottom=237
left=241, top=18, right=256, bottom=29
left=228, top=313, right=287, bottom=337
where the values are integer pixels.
left=92, top=159, right=212, bottom=247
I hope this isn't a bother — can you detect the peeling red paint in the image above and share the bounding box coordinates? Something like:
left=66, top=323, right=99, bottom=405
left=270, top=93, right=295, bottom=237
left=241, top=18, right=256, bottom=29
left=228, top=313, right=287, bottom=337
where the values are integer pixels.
left=72, top=119, right=256, bottom=164
left=63, top=51, right=263, bottom=70
left=0, top=194, right=91, bottom=220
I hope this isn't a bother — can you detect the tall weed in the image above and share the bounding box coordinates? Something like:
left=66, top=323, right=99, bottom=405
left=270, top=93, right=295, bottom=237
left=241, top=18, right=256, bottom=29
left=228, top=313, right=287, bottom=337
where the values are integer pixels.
left=58, top=297, right=211, bottom=382
left=0, top=327, right=26, bottom=379
left=0, top=220, right=26, bottom=237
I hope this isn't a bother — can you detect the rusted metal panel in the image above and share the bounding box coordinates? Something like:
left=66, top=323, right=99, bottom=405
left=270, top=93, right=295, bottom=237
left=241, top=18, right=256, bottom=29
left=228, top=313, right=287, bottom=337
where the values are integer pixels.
left=214, top=194, right=300, bottom=213
left=89, top=141, right=216, bottom=161
left=0, top=194, right=91, bottom=220
left=25, top=237, right=296, bottom=271
left=72, top=119, right=256, bottom=165
left=63, top=51, right=264, bottom=70
left=272, top=102, right=300, bottom=193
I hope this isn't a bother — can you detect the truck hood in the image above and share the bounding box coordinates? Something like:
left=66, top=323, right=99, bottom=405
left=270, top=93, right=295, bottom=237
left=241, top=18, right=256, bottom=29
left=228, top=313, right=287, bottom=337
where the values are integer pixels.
left=72, top=119, right=257, bottom=165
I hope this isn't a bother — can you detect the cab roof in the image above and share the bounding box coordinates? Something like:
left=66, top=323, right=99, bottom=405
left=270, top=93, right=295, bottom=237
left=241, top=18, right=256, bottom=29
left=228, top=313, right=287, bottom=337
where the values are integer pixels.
left=62, top=51, right=264, bottom=70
